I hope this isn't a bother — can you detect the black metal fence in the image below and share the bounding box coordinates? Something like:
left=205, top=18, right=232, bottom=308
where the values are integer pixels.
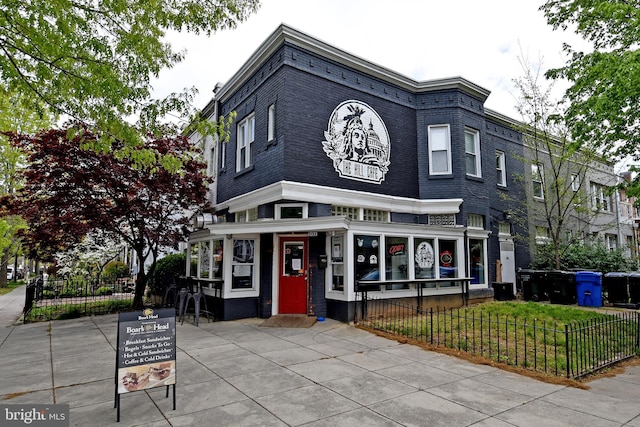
left=23, top=277, right=135, bottom=323
left=356, top=297, right=640, bottom=379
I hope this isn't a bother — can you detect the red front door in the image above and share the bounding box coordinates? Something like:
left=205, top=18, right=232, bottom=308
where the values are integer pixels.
left=278, top=237, right=308, bottom=314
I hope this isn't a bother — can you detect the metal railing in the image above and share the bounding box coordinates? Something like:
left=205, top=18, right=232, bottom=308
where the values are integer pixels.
left=23, top=277, right=135, bottom=323
left=355, top=277, right=471, bottom=319
left=356, top=296, right=640, bottom=379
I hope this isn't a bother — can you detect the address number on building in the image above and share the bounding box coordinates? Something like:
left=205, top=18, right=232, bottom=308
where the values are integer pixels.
left=308, top=232, right=318, bottom=237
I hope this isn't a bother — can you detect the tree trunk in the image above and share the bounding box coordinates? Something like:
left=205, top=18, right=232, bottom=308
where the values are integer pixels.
left=132, top=250, right=147, bottom=309
left=133, top=271, right=147, bottom=309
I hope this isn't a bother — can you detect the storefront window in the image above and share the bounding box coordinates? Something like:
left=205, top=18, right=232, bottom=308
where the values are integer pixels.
left=232, top=239, right=254, bottom=289
left=330, top=235, right=344, bottom=291
left=385, top=236, right=408, bottom=290
left=354, top=235, right=380, bottom=281
left=414, top=238, right=435, bottom=287
left=190, top=243, right=198, bottom=277
left=212, top=240, right=223, bottom=280
left=199, top=241, right=211, bottom=279
left=469, top=239, right=486, bottom=285
left=438, top=240, right=458, bottom=286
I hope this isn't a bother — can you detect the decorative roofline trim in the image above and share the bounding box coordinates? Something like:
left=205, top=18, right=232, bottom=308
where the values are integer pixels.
left=215, top=24, right=491, bottom=106
left=215, top=180, right=463, bottom=215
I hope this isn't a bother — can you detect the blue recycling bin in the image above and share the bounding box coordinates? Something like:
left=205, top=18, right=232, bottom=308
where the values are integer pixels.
left=575, top=271, right=602, bottom=307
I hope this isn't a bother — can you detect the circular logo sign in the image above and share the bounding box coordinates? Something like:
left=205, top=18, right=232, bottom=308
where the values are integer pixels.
left=321, top=100, right=390, bottom=183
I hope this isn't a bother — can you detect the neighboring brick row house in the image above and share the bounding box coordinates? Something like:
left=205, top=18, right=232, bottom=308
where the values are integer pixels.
left=185, top=24, right=639, bottom=322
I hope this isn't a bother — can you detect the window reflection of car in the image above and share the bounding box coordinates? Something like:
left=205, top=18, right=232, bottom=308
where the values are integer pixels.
left=439, top=266, right=457, bottom=278
left=360, top=268, right=393, bottom=280
left=361, top=268, right=380, bottom=280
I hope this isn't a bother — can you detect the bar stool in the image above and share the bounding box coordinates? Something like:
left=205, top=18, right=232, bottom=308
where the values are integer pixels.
left=181, top=281, right=211, bottom=326
left=162, top=283, right=178, bottom=307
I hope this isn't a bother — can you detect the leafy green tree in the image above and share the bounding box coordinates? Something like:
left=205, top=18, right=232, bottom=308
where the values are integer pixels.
left=0, top=87, right=53, bottom=286
left=103, top=261, right=130, bottom=281
left=54, top=230, right=126, bottom=279
left=540, top=0, right=640, bottom=161
left=0, top=0, right=259, bottom=161
left=2, top=123, right=209, bottom=309
left=508, top=54, right=605, bottom=270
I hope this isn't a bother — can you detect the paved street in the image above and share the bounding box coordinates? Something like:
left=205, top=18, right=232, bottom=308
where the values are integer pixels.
left=1, top=284, right=640, bottom=426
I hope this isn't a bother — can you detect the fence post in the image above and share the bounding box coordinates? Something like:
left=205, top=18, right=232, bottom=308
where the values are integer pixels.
left=429, top=307, right=433, bottom=345
left=636, top=312, right=640, bottom=353
left=565, top=324, right=570, bottom=378
left=636, top=311, right=640, bottom=354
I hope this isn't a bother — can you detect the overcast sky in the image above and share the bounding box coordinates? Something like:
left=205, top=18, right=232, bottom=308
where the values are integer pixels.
left=154, top=0, right=590, bottom=122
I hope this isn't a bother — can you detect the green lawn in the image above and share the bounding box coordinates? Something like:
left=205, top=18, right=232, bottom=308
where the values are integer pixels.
left=0, top=281, right=25, bottom=296
left=362, top=300, right=639, bottom=378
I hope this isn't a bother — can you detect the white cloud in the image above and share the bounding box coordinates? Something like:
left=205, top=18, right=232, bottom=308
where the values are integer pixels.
left=153, top=0, right=590, bottom=120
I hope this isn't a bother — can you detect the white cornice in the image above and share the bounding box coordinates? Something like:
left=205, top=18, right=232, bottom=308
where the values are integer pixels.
left=215, top=181, right=463, bottom=215
left=215, top=23, right=491, bottom=105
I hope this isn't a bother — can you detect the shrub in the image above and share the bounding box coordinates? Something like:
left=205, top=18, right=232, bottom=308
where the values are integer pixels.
left=148, top=253, right=186, bottom=296
left=533, top=242, right=636, bottom=273
left=96, top=286, right=113, bottom=296
left=103, top=261, right=129, bottom=281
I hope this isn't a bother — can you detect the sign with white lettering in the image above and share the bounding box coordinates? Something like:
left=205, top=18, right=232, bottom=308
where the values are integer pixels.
left=116, top=308, right=176, bottom=394
left=322, top=100, right=390, bottom=184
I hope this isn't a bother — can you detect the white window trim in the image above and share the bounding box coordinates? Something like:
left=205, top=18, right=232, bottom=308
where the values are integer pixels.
left=267, top=103, right=276, bottom=142
left=571, top=174, right=580, bottom=192
left=327, top=233, right=346, bottom=295
left=532, top=163, right=544, bottom=199
left=226, top=235, right=260, bottom=297
left=428, top=124, right=452, bottom=175
left=275, top=203, right=309, bottom=220
left=219, top=139, right=226, bottom=169
left=465, top=128, right=482, bottom=178
left=467, top=214, right=484, bottom=229
left=496, top=150, right=507, bottom=187
left=236, top=114, right=255, bottom=172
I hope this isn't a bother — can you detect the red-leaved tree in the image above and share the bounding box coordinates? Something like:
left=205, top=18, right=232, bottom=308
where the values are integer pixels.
left=2, top=123, right=209, bottom=308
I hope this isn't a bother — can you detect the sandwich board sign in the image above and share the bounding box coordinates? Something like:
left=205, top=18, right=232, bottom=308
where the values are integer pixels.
left=115, top=308, right=176, bottom=422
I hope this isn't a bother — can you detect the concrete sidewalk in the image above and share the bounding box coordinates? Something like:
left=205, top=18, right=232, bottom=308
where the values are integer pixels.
left=1, top=285, right=640, bottom=426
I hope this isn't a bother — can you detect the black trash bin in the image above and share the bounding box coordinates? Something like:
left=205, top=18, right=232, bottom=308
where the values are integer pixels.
left=548, top=270, right=576, bottom=304
left=575, top=271, right=603, bottom=307
left=629, top=272, right=640, bottom=305
left=518, top=269, right=549, bottom=301
left=492, top=282, right=514, bottom=301
left=603, top=272, right=629, bottom=304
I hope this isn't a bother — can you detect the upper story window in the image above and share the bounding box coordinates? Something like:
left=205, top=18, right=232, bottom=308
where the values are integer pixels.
left=428, top=124, right=451, bottom=175
left=498, top=222, right=511, bottom=236
left=276, top=203, right=308, bottom=220
left=218, top=138, right=226, bottom=170
left=467, top=214, right=484, bottom=229
left=535, top=226, right=550, bottom=243
left=532, top=163, right=544, bottom=199
left=465, top=128, right=481, bottom=177
left=571, top=174, right=580, bottom=192
left=496, top=150, right=506, bottom=187
left=331, top=206, right=388, bottom=222
left=590, top=182, right=612, bottom=212
left=428, top=214, right=456, bottom=226
left=332, top=205, right=359, bottom=220
left=605, top=233, right=617, bottom=251
left=236, top=114, right=255, bottom=172
left=236, top=207, right=258, bottom=223
left=363, top=209, right=389, bottom=222
left=267, top=103, right=276, bottom=142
